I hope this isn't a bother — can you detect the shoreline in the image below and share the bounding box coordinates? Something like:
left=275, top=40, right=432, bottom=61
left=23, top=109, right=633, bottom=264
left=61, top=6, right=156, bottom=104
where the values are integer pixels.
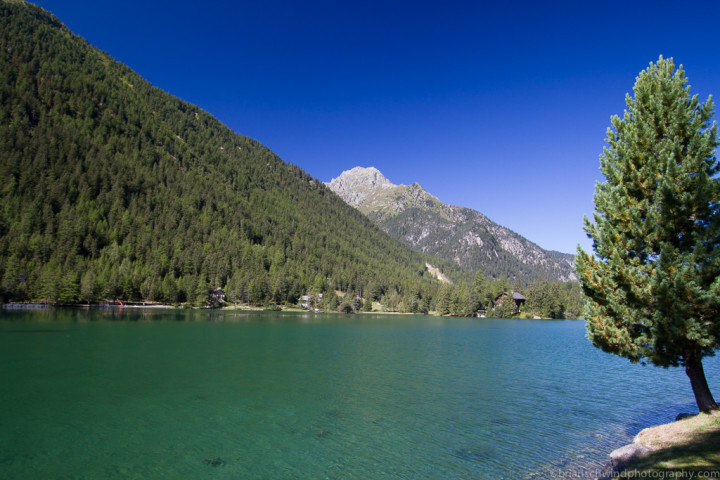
left=0, top=301, right=422, bottom=315
left=595, top=410, right=720, bottom=479
left=2, top=302, right=578, bottom=319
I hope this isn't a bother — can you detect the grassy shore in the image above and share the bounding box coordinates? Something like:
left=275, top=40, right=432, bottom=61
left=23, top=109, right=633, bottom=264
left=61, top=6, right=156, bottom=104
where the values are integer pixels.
left=621, top=410, right=720, bottom=474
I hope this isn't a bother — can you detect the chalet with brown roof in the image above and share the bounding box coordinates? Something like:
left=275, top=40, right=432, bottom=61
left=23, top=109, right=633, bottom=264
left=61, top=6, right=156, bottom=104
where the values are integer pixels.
left=494, top=291, right=526, bottom=312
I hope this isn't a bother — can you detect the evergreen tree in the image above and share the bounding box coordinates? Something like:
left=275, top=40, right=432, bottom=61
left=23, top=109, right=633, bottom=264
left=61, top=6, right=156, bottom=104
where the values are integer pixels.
left=403, top=294, right=418, bottom=314
left=225, top=272, right=243, bottom=306
left=37, top=260, right=61, bottom=303
left=322, top=289, right=339, bottom=311
left=161, top=274, right=178, bottom=304
left=361, top=294, right=373, bottom=312
left=194, top=276, right=211, bottom=307
left=148, top=278, right=163, bottom=302
left=496, top=292, right=517, bottom=319
left=471, top=269, right=490, bottom=312
left=575, top=57, right=720, bottom=412
left=351, top=294, right=363, bottom=313
left=58, top=271, right=80, bottom=304
left=435, top=284, right=451, bottom=315
left=1, top=255, right=24, bottom=301
left=450, top=282, right=473, bottom=317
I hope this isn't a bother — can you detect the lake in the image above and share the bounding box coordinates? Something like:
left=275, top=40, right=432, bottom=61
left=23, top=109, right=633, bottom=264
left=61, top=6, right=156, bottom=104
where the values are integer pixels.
left=1, top=308, right=718, bottom=479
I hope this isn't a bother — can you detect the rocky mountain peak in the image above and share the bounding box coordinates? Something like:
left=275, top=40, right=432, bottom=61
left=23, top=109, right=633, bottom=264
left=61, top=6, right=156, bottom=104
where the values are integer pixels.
left=326, top=166, right=395, bottom=207
left=327, top=166, right=578, bottom=282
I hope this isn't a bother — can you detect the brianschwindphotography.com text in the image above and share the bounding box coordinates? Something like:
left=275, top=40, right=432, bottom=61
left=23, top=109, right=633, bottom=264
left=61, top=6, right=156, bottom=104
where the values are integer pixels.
left=552, top=469, right=720, bottom=479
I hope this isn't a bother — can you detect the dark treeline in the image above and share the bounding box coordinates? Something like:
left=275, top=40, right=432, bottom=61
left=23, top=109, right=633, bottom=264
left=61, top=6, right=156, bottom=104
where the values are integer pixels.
left=295, top=271, right=582, bottom=318
left=434, top=271, right=582, bottom=319
left=0, top=2, right=465, bottom=308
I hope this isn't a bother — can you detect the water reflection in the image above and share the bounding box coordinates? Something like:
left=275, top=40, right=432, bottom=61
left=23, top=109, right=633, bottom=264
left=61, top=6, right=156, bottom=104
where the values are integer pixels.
left=0, top=306, right=504, bottom=325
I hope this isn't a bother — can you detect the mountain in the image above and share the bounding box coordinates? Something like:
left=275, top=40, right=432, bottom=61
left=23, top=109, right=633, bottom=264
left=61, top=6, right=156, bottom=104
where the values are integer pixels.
left=327, top=167, right=578, bottom=282
left=0, top=1, right=454, bottom=306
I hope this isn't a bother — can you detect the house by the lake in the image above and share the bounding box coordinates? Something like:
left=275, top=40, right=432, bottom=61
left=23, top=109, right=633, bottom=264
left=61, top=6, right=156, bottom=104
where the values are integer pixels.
left=301, top=293, right=323, bottom=310
left=210, top=287, right=226, bottom=303
left=494, top=291, right=526, bottom=312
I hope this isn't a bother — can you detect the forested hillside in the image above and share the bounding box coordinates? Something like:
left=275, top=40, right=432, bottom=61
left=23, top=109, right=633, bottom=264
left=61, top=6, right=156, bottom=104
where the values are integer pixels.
left=0, top=1, right=455, bottom=306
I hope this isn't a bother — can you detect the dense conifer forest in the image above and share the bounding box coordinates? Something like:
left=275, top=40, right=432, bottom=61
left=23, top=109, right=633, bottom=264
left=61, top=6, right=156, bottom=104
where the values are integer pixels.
left=0, top=1, right=581, bottom=316
left=0, top=1, right=467, bottom=307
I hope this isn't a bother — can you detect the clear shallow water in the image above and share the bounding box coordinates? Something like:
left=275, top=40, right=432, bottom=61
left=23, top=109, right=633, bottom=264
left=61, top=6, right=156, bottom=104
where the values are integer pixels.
left=1, top=308, right=718, bottom=479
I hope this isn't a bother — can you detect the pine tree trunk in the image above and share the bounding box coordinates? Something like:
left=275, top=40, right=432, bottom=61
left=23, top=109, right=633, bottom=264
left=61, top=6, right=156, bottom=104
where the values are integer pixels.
left=685, top=353, right=718, bottom=413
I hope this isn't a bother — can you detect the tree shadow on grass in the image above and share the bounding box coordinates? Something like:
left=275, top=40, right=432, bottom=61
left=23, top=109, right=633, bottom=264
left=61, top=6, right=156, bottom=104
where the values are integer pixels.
left=624, top=424, right=720, bottom=474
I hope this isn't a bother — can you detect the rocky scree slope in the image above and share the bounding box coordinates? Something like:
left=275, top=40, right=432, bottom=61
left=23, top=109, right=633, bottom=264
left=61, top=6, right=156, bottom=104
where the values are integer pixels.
left=327, top=167, right=578, bottom=282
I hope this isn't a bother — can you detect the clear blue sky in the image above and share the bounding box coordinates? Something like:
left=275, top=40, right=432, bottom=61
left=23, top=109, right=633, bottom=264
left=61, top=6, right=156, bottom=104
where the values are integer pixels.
left=30, top=0, right=720, bottom=254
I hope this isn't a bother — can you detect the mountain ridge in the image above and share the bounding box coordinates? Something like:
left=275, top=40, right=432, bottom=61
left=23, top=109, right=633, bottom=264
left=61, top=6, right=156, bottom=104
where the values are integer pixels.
left=327, top=167, right=578, bottom=282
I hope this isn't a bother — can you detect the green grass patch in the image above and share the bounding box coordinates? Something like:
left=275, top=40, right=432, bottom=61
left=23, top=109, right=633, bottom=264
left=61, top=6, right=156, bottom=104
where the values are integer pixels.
left=623, top=410, right=720, bottom=474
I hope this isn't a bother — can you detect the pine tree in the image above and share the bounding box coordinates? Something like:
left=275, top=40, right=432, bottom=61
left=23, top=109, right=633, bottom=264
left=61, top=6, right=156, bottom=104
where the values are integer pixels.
left=575, top=57, right=720, bottom=412
left=471, top=269, right=490, bottom=312
left=58, top=271, right=80, bottom=304
left=361, top=293, right=373, bottom=312
left=435, top=284, right=451, bottom=316
left=497, top=292, right=517, bottom=319
left=161, top=274, right=179, bottom=304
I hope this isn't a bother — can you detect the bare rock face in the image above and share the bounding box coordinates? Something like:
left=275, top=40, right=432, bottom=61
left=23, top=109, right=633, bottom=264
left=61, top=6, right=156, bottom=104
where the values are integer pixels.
left=326, top=166, right=578, bottom=282
left=326, top=167, right=394, bottom=207
left=596, top=436, right=653, bottom=480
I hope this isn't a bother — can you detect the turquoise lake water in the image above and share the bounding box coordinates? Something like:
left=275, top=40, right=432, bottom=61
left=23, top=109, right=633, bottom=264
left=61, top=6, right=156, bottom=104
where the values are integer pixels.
left=1, top=308, right=718, bottom=479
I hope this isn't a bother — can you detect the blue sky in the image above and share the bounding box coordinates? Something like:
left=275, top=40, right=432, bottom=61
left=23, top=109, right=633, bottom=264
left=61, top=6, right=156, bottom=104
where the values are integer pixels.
left=30, top=0, right=720, bottom=254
